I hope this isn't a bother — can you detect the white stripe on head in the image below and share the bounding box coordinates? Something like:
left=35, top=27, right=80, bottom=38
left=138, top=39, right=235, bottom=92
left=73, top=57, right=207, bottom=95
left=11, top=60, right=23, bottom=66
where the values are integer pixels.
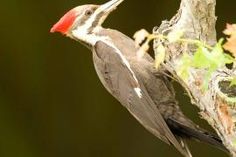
left=71, top=0, right=123, bottom=45
left=71, top=12, right=104, bottom=45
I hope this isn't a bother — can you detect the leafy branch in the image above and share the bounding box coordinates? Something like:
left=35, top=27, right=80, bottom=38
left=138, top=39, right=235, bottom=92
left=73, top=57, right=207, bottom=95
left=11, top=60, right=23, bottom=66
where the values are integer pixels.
left=133, top=24, right=236, bottom=90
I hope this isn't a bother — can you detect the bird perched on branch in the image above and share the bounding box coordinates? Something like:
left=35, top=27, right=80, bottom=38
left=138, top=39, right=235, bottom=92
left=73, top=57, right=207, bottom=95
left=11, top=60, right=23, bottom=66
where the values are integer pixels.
left=50, top=0, right=227, bottom=156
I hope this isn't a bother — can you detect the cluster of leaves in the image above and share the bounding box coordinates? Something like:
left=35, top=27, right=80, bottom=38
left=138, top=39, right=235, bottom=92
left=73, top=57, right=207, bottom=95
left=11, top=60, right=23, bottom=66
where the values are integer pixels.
left=133, top=29, right=183, bottom=68
left=133, top=24, right=236, bottom=90
left=178, top=39, right=234, bottom=89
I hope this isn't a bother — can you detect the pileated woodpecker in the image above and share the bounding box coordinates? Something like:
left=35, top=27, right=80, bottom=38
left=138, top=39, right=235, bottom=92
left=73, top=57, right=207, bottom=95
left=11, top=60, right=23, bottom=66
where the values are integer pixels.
left=50, top=0, right=227, bottom=156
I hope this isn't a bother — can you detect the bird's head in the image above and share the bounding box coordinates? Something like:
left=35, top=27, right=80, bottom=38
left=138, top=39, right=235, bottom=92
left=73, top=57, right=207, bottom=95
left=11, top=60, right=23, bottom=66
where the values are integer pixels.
left=50, top=0, right=124, bottom=45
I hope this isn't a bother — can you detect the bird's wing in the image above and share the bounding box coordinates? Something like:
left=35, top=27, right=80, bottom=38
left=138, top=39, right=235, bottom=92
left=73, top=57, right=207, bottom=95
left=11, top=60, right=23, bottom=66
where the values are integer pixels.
left=93, top=41, right=191, bottom=157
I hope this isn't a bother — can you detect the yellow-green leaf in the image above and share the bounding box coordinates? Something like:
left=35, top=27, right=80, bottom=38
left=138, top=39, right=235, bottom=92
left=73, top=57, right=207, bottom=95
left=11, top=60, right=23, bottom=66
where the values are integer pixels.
left=154, top=44, right=166, bottom=69
left=230, top=78, right=236, bottom=87
left=177, top=53, right=192, bottom=80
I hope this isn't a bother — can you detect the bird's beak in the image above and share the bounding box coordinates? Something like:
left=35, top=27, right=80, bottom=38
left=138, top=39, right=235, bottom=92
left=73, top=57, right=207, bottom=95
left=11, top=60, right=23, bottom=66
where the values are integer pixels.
left=99, top=0, right=124, bottom=14
left=96, top=0, right=124, bottom=24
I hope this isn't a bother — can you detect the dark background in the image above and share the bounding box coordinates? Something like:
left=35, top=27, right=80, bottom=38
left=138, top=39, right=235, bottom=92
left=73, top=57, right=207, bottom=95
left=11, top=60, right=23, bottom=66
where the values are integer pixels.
left=0, top=0, right=235, bottom=157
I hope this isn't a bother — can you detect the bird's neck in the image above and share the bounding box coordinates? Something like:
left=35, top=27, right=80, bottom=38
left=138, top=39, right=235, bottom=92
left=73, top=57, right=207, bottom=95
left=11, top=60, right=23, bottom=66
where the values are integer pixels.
left=72, top=27, right=139, bottom=61
left=71, top=26, right=110, bottom=46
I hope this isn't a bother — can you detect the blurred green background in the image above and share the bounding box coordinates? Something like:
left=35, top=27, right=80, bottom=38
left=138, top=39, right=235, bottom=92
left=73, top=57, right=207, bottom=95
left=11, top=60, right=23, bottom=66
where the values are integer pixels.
left=0, top=0, right=235, bottom=157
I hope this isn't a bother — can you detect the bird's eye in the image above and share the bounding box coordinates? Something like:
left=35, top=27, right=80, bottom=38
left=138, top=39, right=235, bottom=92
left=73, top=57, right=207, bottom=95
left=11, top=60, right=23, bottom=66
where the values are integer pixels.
left=85, top=10, right=93, bottom=16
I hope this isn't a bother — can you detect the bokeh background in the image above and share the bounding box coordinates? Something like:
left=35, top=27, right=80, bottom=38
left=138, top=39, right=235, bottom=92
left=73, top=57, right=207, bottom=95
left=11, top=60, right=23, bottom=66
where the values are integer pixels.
left=0, top=0, right=235, bottom=157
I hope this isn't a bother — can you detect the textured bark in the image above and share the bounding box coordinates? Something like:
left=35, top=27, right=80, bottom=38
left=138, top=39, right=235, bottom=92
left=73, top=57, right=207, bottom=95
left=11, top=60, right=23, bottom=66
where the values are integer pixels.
left=153, top=0, right=236, bottom=156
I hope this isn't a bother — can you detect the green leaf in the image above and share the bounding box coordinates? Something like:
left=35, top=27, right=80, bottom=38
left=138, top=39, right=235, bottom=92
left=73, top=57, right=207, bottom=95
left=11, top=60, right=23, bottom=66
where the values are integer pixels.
left=177, top=53, right=192, bottom=80
left=195, top=40, right=233, bottom=89
left=178, top=39, right=234, bottom=90
left=193, top=46, right=211, bottom=68
left=230, top=78, right=236, bottom=87
left=192, top=39, right=233, bottom=70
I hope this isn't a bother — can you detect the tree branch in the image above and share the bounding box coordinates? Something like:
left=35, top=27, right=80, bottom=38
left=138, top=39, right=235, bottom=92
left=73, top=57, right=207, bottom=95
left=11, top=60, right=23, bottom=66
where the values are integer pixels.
left=153, top=0, right=236, bottom=156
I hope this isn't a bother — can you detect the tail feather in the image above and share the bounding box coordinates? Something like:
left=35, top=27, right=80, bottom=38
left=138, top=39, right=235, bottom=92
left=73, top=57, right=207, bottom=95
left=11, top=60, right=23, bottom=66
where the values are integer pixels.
left=166, top=118, right=229, bottom=153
